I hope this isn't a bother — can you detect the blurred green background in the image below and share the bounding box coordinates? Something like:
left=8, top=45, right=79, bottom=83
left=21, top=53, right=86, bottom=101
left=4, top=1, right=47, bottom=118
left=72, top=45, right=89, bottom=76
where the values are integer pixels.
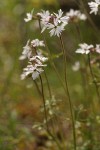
left=0, top=0, right=100, bottom=149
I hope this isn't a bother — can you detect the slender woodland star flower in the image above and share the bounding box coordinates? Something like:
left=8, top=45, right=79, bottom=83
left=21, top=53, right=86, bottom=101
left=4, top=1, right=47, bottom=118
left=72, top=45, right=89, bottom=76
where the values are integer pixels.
left=37, top=10, right=51, bottom=24
left=76, top=43, right=94, bottom=54
left=88, top=0, right=100, bottom=15
left=21, top=54, right=48, bottom=80
left=31, top=39, right=45, bottom=47
left=78, top=13, right=87, bottom=20
left=19, top=40, right=32, bottom=60
left=29, top=55, right=48, bottom=63
left=20, top=38, right=48, bottom=80
left=19, top=39, right=45, bottom=60
left=38, top=9, right=69, bottom=37
left=37, top=10, right=51, bottom=33
left=66, top=9, right=87, bottom=22
left=47, top=18, right=66, bottom=37
left=24, top=12, right=33, bottom=22
left=21, top=62, right=44, bottom=80
left=95, top=44, right=100, bottom=53
left=54, top=9, right=69, bottom=24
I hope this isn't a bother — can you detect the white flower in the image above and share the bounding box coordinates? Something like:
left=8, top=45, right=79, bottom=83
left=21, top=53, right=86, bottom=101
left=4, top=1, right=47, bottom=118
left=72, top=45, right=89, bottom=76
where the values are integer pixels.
left=76, top=43, right=100, bottom=54
left=76, top=43, right=94, bottom=54
left=54, top=9, right=69, bottom=24
left=72, top=61, right=80, bottom=71
left=35, top=55, right=48, bottom=62
left=21, top=51, right=48, bottom=80
left=47, top=18, right=66, bottom=37
left=95, top=44, right=100, bottom=53
left=88, top=0, right=100, bottom=15
left=31, top=39, right=45, bottom=47
left=19, top=40, right=32, bottom=60
left=66, top=9, right=87, bottom=22
left=29, top=55, right=48, bottom=65
left=32, top=68, right=44, bottom=80
left=37, top=10, right=51, bottom=24
left=36, top=50, right=48, bottom=62
left=21, top=63, right=44, bottom=80
left=19, top=39, right=46, bottom=60
left=37, top=10, right=51, bottom=33
left=50, top=24, right=65, bottom=37
left=54, top=9, right=63, bottom=20
left=66, top=9, right=80, bottom=18
left=78, top=14, right=87, bottom=20
left=24, top=12, right=33, bottom=22
left=21, top=63, right=35, bottom=80
left=39, top=9, right=69, bottom=37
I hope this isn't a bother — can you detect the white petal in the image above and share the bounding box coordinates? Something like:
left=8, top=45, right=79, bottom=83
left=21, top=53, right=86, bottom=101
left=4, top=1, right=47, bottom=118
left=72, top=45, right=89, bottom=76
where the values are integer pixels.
left=76, top=49, right=85, bottom=54
left=85, top=50, right=90, bottom=54
left=32, top=71, right=39, bottom=80
left=49, top=28, right=55, bottom=36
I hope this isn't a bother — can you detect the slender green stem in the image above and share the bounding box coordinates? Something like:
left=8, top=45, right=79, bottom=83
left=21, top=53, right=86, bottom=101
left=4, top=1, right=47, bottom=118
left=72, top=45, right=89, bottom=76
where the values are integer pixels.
left=38, top=20, right=76, bottom=149
left=75, top=24, right=91, bottom=101
left=43, top=70, right=67, bottom=149
left=35, top=74, right=55, bottom=136
left=39, top=75, right=49, bottom=129
left=34, top=80, right=42, bottom=96
left=38, top=21, right=66, bottom=149
left=88, top=54, right=100, bottom=102
left=38, top=19, right=67, bottom=93
left=59, top=35, right=76, bottom=150
left=34, top=42, right=52, bottom=99
left=35, top=73, right=65, bottom=149
left=38, top=19, right=55, bottom=98
left=39, top=75, right=63, bottom=150
left=44, top=70, right=52, bottom=99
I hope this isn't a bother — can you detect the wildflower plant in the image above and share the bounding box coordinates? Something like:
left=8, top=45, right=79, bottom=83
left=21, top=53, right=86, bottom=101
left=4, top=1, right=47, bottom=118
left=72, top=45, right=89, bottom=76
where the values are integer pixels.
left=20, top=39, right=48, bottom=80
left=19, top=4, right=100, bottom=150
left=37, top=9, right=69, bottom=37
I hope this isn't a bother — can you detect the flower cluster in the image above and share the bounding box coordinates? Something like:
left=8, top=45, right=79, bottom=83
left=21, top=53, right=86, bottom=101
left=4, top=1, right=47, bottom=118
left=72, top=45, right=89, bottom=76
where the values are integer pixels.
left=37, top=9, right=69, bottom=37
left=66, top=9, right=87, bottom=22
left=20, top=39, right=48, bottom=80
left=19, top=39, right=45, bottom=60
left=88, top=0, right=100, bottom=15
left=75, top=43, right=100, bottom=54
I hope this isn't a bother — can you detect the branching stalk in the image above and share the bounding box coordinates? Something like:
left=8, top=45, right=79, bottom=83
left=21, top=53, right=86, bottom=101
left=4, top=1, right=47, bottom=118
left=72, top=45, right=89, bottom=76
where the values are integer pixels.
left=88, top=54, right=100, bottom=102
left=59, top=35, right=76, bottom=150
left=39, top=75, right=63, bottom=150
left=38, top=19, right=67, bottom=93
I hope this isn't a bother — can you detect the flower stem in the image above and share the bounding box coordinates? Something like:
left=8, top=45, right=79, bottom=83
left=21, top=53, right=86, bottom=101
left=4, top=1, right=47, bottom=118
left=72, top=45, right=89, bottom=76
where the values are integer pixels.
left=34, top=80, right=42, bottom=96
left=44, top=70, right=52, bottom=99
left=39, top=75, right=63, bottom=150
left=38, top=19, right=67, bottom=93
left=39, top=75, right=49, bottom=129
left=38, top=20, right=66, bottom=149
left=38, top=20, right=77, bottom=149
left=88, top=54, right=100, bottom=102
left=59, top=35, right=76, bottom=150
